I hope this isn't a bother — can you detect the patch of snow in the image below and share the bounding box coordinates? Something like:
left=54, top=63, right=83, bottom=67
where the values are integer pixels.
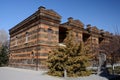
left=0, top=67, right=63, bottom=80
left=65, top=75, right=108, bottom=80
left=0, top=67, right=110, bottom=80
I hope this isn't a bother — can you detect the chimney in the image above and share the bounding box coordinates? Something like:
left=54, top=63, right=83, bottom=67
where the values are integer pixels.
left=68, top=17, right=73, bottom=22
left=38, top=6, right=46, bottom=10
left=86, top=24, right=91, bottom=28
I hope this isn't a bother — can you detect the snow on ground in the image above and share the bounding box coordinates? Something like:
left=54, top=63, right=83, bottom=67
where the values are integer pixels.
left=0, top=67, right=109, bottom=80
left=0, top=67, right=64, bottom=80
left=65, top=75, right=108, bottom=80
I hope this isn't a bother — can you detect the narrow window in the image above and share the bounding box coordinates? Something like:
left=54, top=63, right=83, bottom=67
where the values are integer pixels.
left=15, top=36, right=18, bottom=46
left=25, top=32, right=29, bottom=43
left=48, top=28, right=53, bottom=41
left=31, top=51, right=35, bottom=57
left=31, top=51, right=35, bottom=64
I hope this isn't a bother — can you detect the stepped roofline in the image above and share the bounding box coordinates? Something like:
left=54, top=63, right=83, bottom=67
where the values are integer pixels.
left=9, top=6, right=61, bottom=34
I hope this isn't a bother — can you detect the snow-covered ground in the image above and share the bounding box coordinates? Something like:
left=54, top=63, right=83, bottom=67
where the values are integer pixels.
left=0, top=67, right=110, bottom=80
left=0, top=67, right=64, bottom=80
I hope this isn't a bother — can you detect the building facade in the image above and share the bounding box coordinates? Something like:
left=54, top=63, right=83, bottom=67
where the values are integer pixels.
left=9, top=6, right=112, bottom=70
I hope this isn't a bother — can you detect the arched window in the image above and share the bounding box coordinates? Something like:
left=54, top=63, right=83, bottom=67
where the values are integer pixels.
left=31, top=51, right=35, bottom=57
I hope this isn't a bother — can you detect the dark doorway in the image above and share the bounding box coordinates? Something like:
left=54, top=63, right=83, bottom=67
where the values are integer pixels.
left=59, top=27, right=67, bottom=43
left=83, top=33, right=90, bottom=42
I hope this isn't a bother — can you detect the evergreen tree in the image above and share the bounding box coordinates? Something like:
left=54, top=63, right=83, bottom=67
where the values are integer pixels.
left=0, top=45, right=9, bottom=66
left=48, top=30, right=91, bottom=77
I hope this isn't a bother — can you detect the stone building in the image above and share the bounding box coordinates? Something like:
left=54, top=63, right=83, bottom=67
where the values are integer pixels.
left=9, top=6, right=112, bottom=70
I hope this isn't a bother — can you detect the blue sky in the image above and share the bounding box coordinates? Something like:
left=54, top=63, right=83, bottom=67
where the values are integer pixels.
left=0, top=0, right=120, bottom=34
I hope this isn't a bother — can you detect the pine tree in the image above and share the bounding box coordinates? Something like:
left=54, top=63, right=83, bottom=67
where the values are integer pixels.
left=0, top=45, right=9, bottom=66
left=48, top=30, right=91, bottom=77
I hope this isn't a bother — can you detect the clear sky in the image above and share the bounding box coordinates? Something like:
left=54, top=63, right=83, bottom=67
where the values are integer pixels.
left=0, top=0, right=120, bottom=34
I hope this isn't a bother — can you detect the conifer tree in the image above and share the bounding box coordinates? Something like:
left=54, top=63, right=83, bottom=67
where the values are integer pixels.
left=0, top=45, right=9, bottom=66
left=48, top=30, right=91, bottom=77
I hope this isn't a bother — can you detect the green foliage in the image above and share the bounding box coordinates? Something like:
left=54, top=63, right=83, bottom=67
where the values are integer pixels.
left=48, top=30, right=91, bottom=77
left=0, top=45, right=9, bottom=66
